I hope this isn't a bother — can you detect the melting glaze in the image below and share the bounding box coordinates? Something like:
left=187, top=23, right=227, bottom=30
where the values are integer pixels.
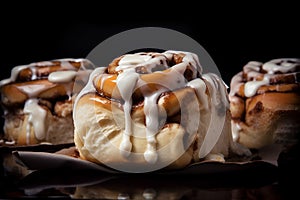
left=23, top=99, right=47, bottom=144
left=0, top=58, right=93, bottom=144
left=76, top=51, right=229, bottom=164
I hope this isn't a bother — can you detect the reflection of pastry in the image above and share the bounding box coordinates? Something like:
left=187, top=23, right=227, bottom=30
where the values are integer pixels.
left=73, top=50, right=249, bottom=172
left=69, top=178, right=206, bottom=200
left=70, top=177, right=281, bottom=200
left=0, top=59, right=94, bottom=145
left=71, top=181, right=191, bottom=200
left=229, top=58, right=300, bottom=149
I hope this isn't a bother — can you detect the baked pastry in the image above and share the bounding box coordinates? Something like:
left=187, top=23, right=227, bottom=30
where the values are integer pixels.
left=229, top=58, right=300, bottom=149
left=0, top=58, right=94, bottom=145
left=73, top=50, right=249, bottom=172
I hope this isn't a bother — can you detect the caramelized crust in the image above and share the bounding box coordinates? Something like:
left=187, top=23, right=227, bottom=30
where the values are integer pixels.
left=0, top=58, right=94, bottom=145
left=229, top=58, right=300, bottom=149
left=73, top=51, right=247, bottom=172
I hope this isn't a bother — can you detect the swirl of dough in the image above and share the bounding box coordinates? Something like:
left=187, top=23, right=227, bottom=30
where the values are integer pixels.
left=93, top=51, right=200, bottom=102
left=229, top=58, right=300, bottom=149
left=74, top=50, right=238, bottom=172
left=0, top=58, right=94, bottom=145
left=0, top=58, right=94, bottom=106
left=229, top=59, right=300, bottom=99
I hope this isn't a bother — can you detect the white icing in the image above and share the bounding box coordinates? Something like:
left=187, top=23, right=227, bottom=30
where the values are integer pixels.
left=230, top=58, right=300, bottom=99
left=231, top=121, right=241, bottom=142
left=36, top=61, right=53, bottom=66
left=79, top=51, right=229, bottom=164
left=29, top=65, right=37, bottom=80
left=116, top=53, right=168, bottom=73
left=73, top=67, right=107, bottom=118
left=0, top=58, right=90, bottom=87
left=17, top=84, right=51, bottom=98
left=244, top=75, right=270, bottom=97
left=198, top=73, right=228, bottom=158
left=114, top=51, right=195, bottom=163
left=117, top=54, right=151, bottom=69
left=244, top=61, right=262, bottom=73
left=60, top=59, right=78, bottom=70
left=116, top=68, right=139, bottom=157
left=48, top=71, right=78, bottom=83
left=23, top=99, right=47, bottom=144
left=165, top=50, right=202, bottom=74
left=229, top=58, right=300, bottom=142
left=263, top=58, right=300, bottom=74
left=247, top=71, right=262, bottom=80
left=1, top=58, right=93, bottom=103
left=143, top=91, right=163, bottom=164
left=4, top=140, right=15, bottom=145
left=229, top=72, right=243, bottom=97
left=113, top=51, right=229, bottom=162
left=187, top=78, right=208, bottom=110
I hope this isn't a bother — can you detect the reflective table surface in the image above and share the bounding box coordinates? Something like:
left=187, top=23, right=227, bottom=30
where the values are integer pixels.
left=1, top=144, right=299, bottom=200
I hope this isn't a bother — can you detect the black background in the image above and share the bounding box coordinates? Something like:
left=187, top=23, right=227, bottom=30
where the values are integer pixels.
left=0, top=4, right=299, bottom=198
left=0, top=5, right=299, bottom=125
left=1, top=8, right=299, bottom=85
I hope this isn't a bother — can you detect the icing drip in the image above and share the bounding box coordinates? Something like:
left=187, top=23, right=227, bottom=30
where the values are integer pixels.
left=48, top=71, right=78, bottom=83
left=48, top=70, right=79, bottom=99
left=229, top=72, right=243, bottom=97
left=84, top=51, right=229, bottom=164
left=117, top=68, right=139, bottom=157
left=143, top=91, right=162, bottom=164
left=29, top=65, right=38, bottom=80
left=229, top=58, right=300, bottom=144
left=198, top=73, right=228, bottom=158
left=263, top=58, right=300, bottom=74
left=0, top=58, right=88, bottom=86
left=0, top=59, right=92, bottom=101
left=231, top=121, right=241, bottom=142
left=231, top=58, right=300, bottom=98
left=165, top=50, right=202, bottom=75
left=187, top=78, right=208, bottom=110
left=23, top=99, right=47, bottom=144
left=0, top=58, right=93, bottom=145
left=115, top=51, right=199, bottom=163
left=244, top=75, right=270, bottom=97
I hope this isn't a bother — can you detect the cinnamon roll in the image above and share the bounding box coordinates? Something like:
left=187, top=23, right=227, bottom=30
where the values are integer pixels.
left=73, top=50, right=248, bottom=172
left=229, top=58, right=300, bottom=149
left=0, top=58, right=94, bottom=146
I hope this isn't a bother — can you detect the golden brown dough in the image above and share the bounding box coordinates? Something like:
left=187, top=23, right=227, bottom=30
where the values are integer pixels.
left=73, top=50, right=249, bottom=172
left=229, top=58, right=300, bottom=149
left=0, top=58, right=94, bottom=145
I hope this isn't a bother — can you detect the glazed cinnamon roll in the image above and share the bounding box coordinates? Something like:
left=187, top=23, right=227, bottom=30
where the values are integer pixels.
left=73, top=50, right=248, bottom=172
left=229, top=58, right=300, bottom=149
left=0, top=58, right=94, bottom=145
